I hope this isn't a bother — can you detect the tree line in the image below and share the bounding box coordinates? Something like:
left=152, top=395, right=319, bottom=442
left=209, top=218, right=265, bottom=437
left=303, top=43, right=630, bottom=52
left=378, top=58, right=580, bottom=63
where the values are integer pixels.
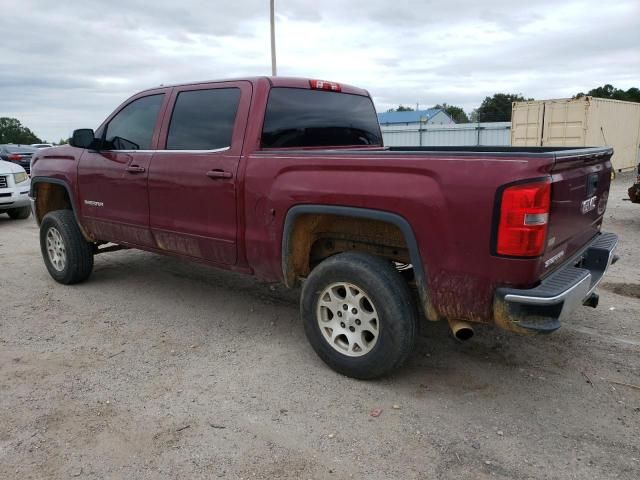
left=0, top=117, right=67, bottom=145
left=388, top=84, right=640, bottom=123
left=0, top=117, right=43, bottom=144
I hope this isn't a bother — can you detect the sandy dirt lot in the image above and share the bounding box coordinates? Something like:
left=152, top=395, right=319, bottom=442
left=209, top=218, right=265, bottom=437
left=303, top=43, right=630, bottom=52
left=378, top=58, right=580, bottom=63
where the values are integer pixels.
left=1, top=174, right=639, bottom=480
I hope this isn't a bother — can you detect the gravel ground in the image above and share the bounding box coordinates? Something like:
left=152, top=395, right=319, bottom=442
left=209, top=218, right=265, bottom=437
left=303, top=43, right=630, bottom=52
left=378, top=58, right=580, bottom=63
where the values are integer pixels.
left=1, top=174, right=639, bottom=480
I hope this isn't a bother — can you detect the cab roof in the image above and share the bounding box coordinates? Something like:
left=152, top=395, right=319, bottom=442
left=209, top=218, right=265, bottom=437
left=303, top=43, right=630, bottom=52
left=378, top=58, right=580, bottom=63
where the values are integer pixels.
left=138, top=76, right=370, bottom=97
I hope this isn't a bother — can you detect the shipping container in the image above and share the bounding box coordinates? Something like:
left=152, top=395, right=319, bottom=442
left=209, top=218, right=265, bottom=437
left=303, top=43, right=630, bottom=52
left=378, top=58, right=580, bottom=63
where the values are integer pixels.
left=512, top=97, right=640, bottom=171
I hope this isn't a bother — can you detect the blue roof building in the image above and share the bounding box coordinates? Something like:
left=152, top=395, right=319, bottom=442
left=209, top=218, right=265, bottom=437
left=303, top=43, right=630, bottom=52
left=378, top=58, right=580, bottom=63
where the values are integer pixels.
left=377, top=108, right=454, bottom=125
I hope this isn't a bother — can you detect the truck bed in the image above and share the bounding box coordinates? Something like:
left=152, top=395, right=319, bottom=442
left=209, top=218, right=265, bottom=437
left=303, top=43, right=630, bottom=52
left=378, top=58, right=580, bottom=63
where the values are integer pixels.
left=263, top=145, right=613, bottom=158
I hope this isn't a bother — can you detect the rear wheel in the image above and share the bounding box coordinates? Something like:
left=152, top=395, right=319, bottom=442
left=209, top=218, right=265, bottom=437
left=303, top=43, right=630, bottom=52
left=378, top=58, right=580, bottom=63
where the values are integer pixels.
left=301, top=252, right=417, bottom=379
left=40, top=210, right=94, bottom=284
left=7, top=206, right=31, bottom=219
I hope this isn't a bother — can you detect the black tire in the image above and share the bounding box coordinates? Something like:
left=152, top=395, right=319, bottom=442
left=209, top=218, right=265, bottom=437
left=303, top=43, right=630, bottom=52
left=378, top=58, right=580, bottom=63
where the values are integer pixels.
left=629, top=184, right=640, bottom=204
left=40, top=210, right=94, bottom=284
left=7, top=206, right=31, bottom=219
left=301, top=252, right=417, bottom=379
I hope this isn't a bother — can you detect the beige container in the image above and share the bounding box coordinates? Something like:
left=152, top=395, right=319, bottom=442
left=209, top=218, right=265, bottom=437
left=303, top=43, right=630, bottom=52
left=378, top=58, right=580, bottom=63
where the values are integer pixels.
left=512, top=97, right=640, bottom=171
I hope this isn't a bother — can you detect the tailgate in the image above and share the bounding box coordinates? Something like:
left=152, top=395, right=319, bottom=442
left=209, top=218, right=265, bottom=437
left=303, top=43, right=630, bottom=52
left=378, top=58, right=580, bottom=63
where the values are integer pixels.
left=543, top=147, right=613, bottom=270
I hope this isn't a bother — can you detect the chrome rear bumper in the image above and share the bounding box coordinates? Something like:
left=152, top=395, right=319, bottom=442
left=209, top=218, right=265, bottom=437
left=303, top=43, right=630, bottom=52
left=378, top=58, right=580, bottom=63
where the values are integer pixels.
left=494, top=232, right=618, bottom=333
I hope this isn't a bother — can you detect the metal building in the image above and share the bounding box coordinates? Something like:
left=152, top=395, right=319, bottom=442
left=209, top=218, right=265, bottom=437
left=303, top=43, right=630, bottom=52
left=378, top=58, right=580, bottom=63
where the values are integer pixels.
left=512, top=97, right=640, bottom=171
left=377, top=108, right=454, bottom=127
left=380, top=122, right=511, bottom=147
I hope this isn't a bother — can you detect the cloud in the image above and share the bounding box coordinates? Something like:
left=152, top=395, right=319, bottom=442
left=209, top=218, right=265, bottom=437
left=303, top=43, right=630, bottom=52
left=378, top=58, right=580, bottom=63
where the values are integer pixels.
left=1, top=0, right=638, bottom=141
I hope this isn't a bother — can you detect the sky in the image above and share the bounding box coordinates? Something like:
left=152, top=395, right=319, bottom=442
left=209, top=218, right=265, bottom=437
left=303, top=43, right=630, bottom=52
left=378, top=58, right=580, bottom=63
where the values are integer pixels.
left=1, top=0, right=638, bottom=142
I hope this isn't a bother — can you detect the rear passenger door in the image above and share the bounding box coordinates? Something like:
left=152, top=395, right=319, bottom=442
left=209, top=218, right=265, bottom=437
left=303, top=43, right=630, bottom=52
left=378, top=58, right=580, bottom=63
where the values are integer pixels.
left=148, top=81, right=251, bottom=265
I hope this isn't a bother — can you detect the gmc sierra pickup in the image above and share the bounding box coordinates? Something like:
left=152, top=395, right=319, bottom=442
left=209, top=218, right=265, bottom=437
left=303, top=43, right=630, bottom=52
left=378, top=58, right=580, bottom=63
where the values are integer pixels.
left=30, top=77, right=618, bottom=379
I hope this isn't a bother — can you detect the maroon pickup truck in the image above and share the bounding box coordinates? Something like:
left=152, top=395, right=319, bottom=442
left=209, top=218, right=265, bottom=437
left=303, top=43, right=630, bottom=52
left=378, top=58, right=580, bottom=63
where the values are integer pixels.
left=30, top=77, right=618, bottom=378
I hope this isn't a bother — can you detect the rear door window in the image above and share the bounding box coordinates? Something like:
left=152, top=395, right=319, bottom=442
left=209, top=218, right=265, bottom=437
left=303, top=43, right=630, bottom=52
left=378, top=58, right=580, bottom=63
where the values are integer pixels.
left=261, top=88, right=382, bottom=148
left=166, top=88, right=241, bottom=150
left=5, top=145, right=37, bottom=153
left=104, top=94, right=164, bottom=150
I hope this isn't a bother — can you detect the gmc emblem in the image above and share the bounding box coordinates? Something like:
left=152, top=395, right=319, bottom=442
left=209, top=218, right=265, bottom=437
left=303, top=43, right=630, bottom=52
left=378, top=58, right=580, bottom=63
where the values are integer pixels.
left=581, top=196, right=597, bottom=214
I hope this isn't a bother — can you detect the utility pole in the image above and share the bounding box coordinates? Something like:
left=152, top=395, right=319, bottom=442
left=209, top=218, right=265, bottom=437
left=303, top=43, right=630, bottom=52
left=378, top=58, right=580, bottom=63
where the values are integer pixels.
left=270, top=0, right=277, bottom=76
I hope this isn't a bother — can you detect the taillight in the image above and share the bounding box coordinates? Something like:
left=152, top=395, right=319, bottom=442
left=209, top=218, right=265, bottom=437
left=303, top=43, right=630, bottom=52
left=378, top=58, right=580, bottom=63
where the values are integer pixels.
left=8, top=154, right=21, bottom=161
left=496, top=180, right=551, bottom=257
left=309, top=79, right=341, bottom=92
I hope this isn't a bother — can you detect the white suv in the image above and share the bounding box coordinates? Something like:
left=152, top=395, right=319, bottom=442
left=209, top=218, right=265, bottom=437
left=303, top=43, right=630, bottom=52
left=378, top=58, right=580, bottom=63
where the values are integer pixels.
left=0, top=160, right=31, bottom=219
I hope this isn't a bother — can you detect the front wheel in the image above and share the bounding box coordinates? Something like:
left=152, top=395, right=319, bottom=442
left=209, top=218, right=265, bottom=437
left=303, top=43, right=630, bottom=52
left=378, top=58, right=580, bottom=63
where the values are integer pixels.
left=301, top=252, right=417, bottom=379
left=7, top=206, right=31, bottom=219
left=40, top=210, right=94, bottom=284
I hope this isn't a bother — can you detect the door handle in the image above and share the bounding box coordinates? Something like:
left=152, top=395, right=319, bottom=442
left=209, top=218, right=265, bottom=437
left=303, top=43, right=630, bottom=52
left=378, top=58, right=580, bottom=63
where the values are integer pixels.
left=126, top=165, right=146, bottom=173
left=206, top=170, right=233, bottom=180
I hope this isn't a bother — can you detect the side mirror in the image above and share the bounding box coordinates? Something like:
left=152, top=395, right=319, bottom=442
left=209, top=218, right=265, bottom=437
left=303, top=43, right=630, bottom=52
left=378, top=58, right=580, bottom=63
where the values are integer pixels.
left=70, top=129, right=97, bottom=149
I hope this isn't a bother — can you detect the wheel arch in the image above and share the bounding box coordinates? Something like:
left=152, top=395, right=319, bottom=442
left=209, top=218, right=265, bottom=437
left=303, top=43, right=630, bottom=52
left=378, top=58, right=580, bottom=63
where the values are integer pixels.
left=30, top=177, right=92, bottom=240
left=281, top=205, right=435, bottom=319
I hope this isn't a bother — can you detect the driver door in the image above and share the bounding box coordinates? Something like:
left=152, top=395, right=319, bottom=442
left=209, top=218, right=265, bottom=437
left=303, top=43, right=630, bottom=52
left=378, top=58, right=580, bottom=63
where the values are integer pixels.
left=77, top=89, right=171, bottom=247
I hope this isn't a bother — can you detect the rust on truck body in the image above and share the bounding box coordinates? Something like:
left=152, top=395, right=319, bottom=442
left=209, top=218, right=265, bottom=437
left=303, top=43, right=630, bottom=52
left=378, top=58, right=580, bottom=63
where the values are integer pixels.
left=285, top=214, right=409, bottom=285
left=33, top=182, right=94, bottom=241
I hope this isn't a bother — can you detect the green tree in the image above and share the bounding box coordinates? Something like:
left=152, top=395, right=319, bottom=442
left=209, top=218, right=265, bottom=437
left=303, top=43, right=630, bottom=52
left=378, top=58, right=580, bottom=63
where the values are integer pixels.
left=575, top=84, right=640, bottom=103
left=57, top=138, right=69, bottom=145
left=387, top=105, right=415, bottom=112
left=626, top=88, right=640, bottom=102
left=0, top=117, right=42, bottom=144
left=472, top=93, right=533, bottom=122
left=434, top=103, right=469, bottom=123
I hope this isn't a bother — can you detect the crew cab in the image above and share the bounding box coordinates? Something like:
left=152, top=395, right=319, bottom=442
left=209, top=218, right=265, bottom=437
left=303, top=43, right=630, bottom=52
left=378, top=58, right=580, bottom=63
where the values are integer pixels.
left=29, top=77, right=618, bottom=378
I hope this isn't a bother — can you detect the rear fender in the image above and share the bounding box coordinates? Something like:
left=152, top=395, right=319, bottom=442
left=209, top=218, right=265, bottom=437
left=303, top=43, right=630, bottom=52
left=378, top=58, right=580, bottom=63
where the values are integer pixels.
left=281, top=205, right=436, bottom=320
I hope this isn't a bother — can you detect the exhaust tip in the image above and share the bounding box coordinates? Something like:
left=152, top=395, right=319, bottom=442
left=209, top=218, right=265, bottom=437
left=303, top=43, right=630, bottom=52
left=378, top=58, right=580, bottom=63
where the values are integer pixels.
left=448, top=319, right=474, bottom=341
left=454, top=327, right=474, bottom=341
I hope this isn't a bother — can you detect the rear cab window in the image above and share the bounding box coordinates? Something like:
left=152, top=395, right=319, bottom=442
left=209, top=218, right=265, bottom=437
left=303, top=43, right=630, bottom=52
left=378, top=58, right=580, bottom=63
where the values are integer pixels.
left=4, top=145, right=37, bottom=153
left=261, top=88, right=382, bottom=148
